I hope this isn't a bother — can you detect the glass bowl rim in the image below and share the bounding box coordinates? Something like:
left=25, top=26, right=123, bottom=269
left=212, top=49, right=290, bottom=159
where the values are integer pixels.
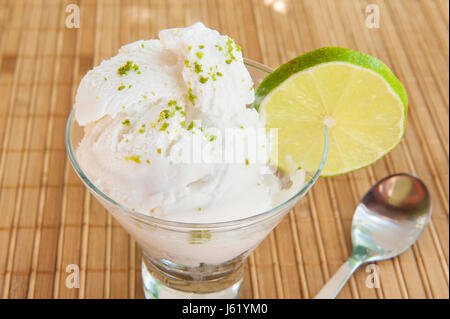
left=65, top=58, right=328, bottom=229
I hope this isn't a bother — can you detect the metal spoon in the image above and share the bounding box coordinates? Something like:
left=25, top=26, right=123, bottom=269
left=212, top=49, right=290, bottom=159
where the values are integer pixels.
left=315, top=173, right=431, bottom=299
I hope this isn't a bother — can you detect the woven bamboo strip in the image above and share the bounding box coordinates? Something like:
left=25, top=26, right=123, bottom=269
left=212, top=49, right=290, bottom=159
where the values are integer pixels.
left=27, top=1, right=66, bottom=298
left=0, top=1, right=37, bottom=298
left=3, top=0, right=45, bottom=299
left=374, top=1, right=449, bottom=298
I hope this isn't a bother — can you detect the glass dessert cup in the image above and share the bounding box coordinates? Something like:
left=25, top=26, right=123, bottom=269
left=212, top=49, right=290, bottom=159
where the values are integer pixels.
left=65, top=59, right=328, bottom=299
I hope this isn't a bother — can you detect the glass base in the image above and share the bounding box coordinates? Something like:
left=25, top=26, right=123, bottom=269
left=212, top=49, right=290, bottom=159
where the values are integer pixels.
left=141, top=257, right=243, bottom=299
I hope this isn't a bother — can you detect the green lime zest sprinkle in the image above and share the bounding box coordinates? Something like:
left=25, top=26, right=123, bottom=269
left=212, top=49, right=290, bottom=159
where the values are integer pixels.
left=157, top=148, right=162, bottom=154
left=198, top=207, right=202, bottom=211
left=194, top=62, right=202, bottom=73
left=187, top=121, right=194, bottom=130
left=138, top=129, right=145, bottom=133
left=122, top=119, right=130, bottom=126
left=128, top=84, right=132, bottom=88
left=158, top=109, right=173, bottom=121
left=209, top=136, right=217, bottom=142
left=118, top=61, right=140, bottom=76
left=184, top=59, right=191, bottom=68
left=118, top=85, right=125, bottom=91
left=245, top=158, right=249, bottom=166
left=124, top=155, right=141, bottom=164
left=141, top=43, right=144, bottom=48
left=104, top=77, right=107, bottom=81
left=225, top=59, right=232, bottom=64
left=199, top=75, right=209, bottom=83
left=180, top=121, right=185, bottom=127
left=188, top=88, right=197, bottom=104
left=196, top=52, right=204, bottom=59
left=160, top=122, right=169, bottom=131
left=118, top=61, right=133, bottom=76
left=189, top=230, right=211, bottom=244
left=168, top=100, right=177, bottom=106
left=175, top=106, right=182, bottom=111
left=216, top=71, right=223, bottom=76
left=226, top=37, right=237, bottom=61
left=188, top=45, right=192, bottom=51
left=199, top=45, right=204, bottom=49
left=226, top=37, right=233, bottom=49
left=146, top=160, right=150, bottom=164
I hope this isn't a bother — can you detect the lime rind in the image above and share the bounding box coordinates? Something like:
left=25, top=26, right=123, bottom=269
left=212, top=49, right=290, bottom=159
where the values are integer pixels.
left=254, top=47, right=408, bottom=117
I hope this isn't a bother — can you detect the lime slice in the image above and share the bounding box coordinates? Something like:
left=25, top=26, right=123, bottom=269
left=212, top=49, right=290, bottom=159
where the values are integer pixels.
left=254, top=47, right=408, bottom=176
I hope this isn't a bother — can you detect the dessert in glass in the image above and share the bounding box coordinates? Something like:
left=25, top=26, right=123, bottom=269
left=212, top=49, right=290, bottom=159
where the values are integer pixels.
left=66, top=23, right=328, bottom=298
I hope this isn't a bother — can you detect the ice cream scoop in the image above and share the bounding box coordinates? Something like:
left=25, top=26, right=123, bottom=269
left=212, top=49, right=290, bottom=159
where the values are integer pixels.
left=73, top=22, right=302, bottom=223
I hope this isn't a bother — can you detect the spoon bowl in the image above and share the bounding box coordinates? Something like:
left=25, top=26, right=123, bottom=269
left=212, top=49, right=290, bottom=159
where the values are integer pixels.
left=352, top=173, right=431, bottom=262
left=315, top=173, right=431, bottom=299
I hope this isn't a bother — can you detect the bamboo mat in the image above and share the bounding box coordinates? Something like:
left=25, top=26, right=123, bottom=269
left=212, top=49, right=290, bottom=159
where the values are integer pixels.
left=0, top=0, right=448, bottom=299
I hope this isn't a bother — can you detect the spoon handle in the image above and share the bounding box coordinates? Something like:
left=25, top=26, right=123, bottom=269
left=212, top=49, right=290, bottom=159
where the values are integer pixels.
left=314, top=257, right=363, bottom=299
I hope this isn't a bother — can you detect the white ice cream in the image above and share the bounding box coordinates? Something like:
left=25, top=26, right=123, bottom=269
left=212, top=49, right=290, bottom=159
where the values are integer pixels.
left=74, top=22, right=304, bottom=224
